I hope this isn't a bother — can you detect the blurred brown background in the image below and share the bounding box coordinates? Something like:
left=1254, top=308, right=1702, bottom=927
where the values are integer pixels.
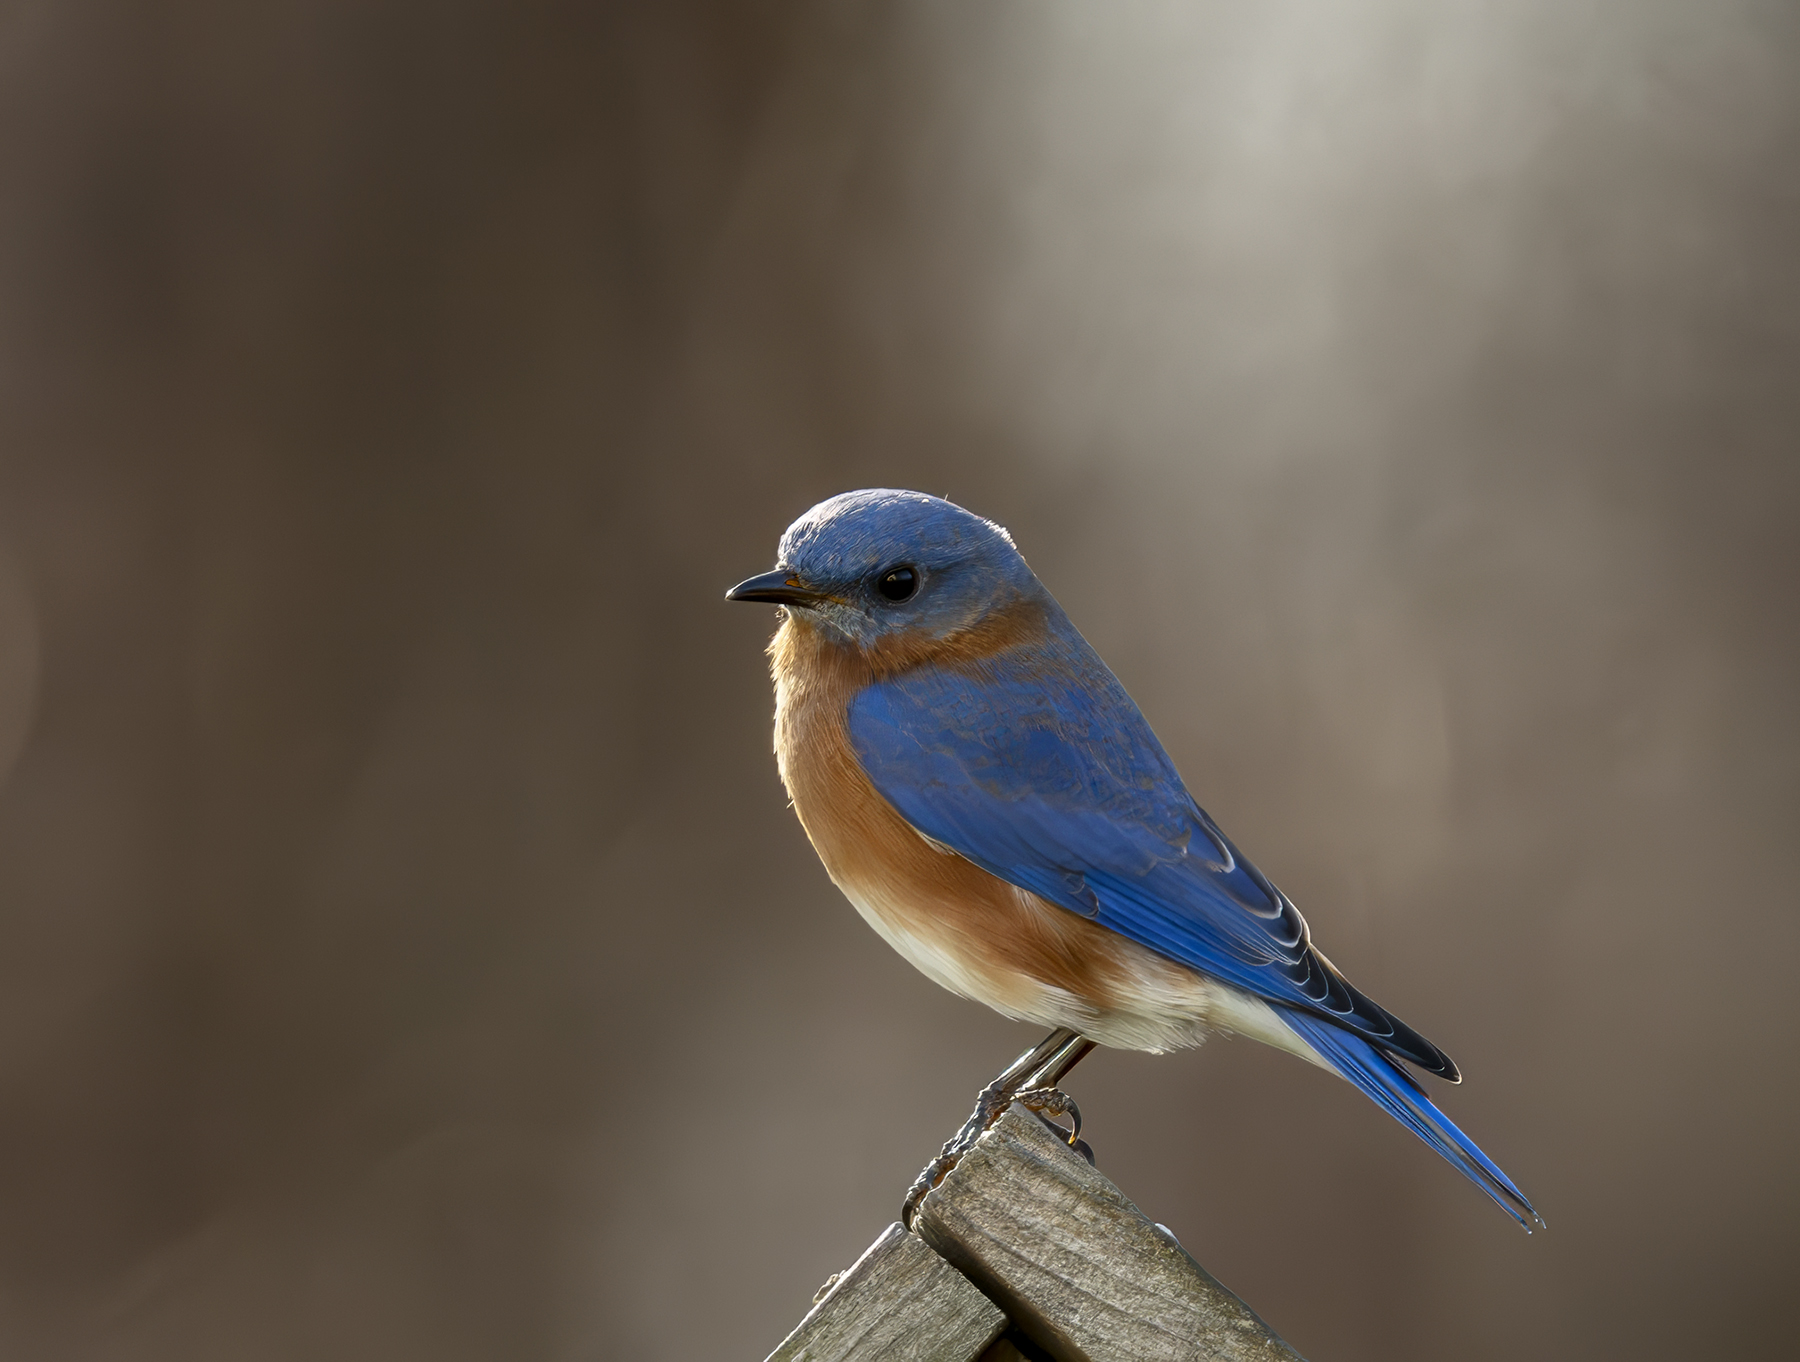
left=1, top=2, right=1796, bottom=1359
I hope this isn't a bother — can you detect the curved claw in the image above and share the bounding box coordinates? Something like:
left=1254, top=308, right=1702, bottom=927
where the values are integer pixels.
left=901, top=1174, right=931, bottom=1230
left=1016, top=1086, right=1082, bottom=1147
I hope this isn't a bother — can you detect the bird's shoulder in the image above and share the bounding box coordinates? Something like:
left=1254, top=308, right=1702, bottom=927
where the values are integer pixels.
left=856, top=606, right=1197, bottom=846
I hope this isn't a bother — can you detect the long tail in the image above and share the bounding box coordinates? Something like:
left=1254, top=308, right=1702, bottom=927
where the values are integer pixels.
left=1279, top=1008, right=1543, bottom=1231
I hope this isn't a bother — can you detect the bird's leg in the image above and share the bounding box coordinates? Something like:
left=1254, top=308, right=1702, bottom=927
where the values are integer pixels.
left=902, top=1029, right=1097, bottom=1228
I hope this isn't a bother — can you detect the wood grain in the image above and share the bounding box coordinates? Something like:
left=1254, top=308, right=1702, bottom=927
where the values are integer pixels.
left=914, top=1106, right=1306, bottom=1362
left=765, top=1221, right=1007, bottom=1362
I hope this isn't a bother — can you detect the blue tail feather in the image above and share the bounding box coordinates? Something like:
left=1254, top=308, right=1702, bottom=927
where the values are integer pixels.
left=1280, top=1008, right=1542, bottom=1231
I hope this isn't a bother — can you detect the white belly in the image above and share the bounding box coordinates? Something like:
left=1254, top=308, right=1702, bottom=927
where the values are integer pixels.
left=835, top=865, right=1330, bottom=1067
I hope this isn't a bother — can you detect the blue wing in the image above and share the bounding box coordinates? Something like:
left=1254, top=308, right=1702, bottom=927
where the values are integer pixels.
left=848, top=627, right=1541, bottom=1229
left=848, top=633, right=1454, bottom=1075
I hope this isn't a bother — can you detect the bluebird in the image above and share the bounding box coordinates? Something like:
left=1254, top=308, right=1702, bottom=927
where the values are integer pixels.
left=729, top=489, right=1539, bottom=1231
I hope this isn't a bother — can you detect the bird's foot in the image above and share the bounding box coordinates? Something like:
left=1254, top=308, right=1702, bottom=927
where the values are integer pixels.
left=902, top=1028, right=1097, bottom=1229
left=1016, top=1086, right=1095, bottom=1165
left=1016, top=1085, right=1081, bottom=1143
left=900, top=1072, right=1022, bottom=1228
left=901, top=1080, right=1099, bottom=1227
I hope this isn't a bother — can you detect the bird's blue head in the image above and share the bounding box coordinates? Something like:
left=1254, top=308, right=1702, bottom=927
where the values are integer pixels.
left=727, top=490, right=1041, bottom=647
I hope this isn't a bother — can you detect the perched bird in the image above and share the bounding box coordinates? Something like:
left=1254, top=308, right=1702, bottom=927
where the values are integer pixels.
left=728, top=489, right=1538, bottom=1230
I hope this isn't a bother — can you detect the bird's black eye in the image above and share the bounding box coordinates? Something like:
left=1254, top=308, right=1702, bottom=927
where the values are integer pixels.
left=876, top=565, right=919, bottom=602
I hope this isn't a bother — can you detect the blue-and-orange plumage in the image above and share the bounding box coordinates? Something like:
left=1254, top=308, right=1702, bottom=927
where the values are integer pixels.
left=736, top=488, right=1538, bottom=1229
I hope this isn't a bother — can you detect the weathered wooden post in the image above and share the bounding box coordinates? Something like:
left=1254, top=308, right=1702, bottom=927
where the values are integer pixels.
left=766, top=1104, right=1304, bottom=1362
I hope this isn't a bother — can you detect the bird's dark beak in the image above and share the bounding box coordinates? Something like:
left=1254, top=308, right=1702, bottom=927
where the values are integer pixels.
left=725, top=569, right=828, bottom=607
